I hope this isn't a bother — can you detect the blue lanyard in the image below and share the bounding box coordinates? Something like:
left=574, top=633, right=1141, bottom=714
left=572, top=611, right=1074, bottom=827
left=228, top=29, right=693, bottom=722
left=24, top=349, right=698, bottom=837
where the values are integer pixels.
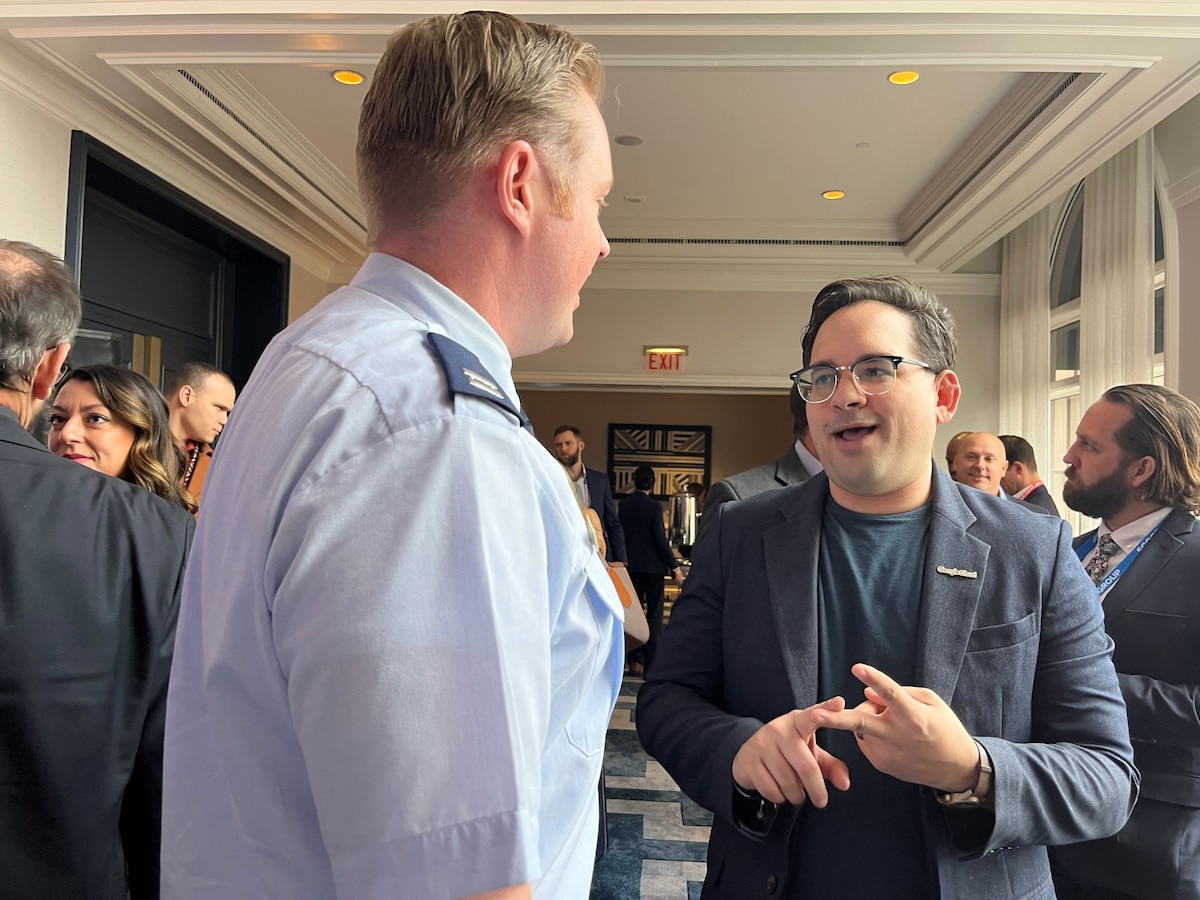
left=1075, top=524, right=1162, bottom=595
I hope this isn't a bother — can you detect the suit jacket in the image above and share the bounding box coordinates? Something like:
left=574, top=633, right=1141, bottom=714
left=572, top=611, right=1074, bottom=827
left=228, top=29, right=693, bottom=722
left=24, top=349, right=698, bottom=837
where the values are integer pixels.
left=1021, top=483, right=1060, bottom=516
left=0, top=406, right=194, bottom=899
left=618, top=490, right=679, bottom=576
left=696, top=447, right=811, bottom=543
left=585, top=466, right=626, bottom=562
left=1053, top=509, right=1200, bottom=892
left=638, top=468, right=1136, bottom=900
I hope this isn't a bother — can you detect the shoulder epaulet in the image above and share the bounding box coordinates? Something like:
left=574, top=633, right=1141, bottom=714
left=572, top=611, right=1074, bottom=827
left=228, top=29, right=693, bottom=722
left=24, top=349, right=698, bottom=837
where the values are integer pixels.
left=427, top=332, right=532, bottom=432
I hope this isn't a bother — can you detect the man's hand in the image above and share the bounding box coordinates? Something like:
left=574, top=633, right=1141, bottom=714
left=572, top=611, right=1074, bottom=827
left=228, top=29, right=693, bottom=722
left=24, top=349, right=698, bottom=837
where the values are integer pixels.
left=731, top=698, right=851, bottom=807
left=671, top=567, right=685, bottom=585
left=813, top=663, right=979, bottom=792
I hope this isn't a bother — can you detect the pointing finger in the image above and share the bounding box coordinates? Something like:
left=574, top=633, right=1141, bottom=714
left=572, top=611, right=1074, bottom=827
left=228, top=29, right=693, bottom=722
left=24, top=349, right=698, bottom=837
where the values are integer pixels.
left=851, top=664, right=909, bottom=710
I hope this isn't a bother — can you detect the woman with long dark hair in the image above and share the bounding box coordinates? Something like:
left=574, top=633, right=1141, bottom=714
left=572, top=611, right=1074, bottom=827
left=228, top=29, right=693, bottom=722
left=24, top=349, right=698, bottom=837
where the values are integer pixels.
left=49, top=365, right=197, bottom=514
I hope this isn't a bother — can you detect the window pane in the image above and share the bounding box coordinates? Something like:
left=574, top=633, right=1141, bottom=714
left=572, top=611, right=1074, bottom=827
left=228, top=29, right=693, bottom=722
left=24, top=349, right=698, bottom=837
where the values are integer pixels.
left=1154, top=192, right=1165, bottom=264
left=1052, top=322, right=1080, bottom=381
left=1154, top=286, right=1165, bottom=355
left=1051, top=184, right=1084, bottom=308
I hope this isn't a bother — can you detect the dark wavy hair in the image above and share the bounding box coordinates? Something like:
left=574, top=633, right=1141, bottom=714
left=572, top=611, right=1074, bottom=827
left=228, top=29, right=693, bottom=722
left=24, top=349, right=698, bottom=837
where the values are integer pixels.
left=1103, top=383, right=1200, bottom=514
left=801, top=275, right=957, bottom=374
left=57, top=366, right=197, bottom=514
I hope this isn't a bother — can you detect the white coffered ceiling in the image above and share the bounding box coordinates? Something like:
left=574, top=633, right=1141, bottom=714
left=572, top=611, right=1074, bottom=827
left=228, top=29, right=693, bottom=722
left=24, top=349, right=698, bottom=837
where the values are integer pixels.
left=2, top=2, right=1200, bottom=284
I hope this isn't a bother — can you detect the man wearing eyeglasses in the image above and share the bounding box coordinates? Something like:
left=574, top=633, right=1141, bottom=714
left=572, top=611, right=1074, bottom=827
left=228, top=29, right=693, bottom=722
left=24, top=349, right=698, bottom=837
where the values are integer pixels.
left=638, top=275, right=1136, bottom=899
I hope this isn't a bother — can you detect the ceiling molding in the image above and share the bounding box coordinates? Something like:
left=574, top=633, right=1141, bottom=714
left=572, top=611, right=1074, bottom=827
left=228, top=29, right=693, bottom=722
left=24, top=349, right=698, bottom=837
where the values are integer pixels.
left=0, top=38, right=351, bottom=275
left=585, top=256, right=1000, bottom=295
left=512, top=371, right=790, bottom=395
left=603, top=217, right=902, bottom=243
left=1165, top=165, right=1200, bottom=206
left=149, top=67, right=364, bottom=229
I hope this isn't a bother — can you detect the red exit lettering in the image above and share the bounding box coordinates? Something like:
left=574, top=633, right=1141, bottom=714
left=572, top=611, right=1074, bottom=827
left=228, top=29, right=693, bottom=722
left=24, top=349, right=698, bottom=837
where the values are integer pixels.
left=647, top=352, right=684, bottom=372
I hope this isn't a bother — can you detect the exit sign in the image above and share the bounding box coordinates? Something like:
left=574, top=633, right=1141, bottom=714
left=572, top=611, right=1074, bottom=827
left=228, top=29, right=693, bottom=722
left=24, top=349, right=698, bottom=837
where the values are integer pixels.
left=645, top=350, right=686, bottom=373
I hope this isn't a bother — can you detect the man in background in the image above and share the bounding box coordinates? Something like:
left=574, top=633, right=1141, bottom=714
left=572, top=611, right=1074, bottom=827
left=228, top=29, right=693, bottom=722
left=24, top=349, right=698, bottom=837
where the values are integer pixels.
left=1054, top=384, right=1200, bottom=899
left=555, top=424, right=627, bottom=564
left=619, top=464, right=685, bottom=676
left=166, top=361, right=235, bottom=507
left=953, top=431, right=1009, bottom=499
left=944, top=429, right=972, bottom=480
left=1000, top=433, right=1060, bottom=515
left=0, top=239, right=193, bottom=899
left=162, top=13, right=622, bottom=899
left=696, top=386, right=821, bottom=542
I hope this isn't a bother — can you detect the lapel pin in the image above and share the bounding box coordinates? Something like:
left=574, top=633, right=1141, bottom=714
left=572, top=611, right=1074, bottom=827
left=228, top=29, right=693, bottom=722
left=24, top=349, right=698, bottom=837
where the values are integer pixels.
left=936, top=565, right=978, bottom=579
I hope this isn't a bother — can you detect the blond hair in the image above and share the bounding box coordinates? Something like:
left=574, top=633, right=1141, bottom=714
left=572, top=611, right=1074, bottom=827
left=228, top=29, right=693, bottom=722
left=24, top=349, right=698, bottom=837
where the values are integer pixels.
left=356, top=11, right=604, bottom=241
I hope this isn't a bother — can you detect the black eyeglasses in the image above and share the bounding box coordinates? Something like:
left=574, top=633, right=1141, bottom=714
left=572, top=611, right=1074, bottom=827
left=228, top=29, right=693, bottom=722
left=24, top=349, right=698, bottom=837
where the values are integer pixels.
left=54, top=362, right=71, bottom=388
left=790, top=355, right=933, bottom=404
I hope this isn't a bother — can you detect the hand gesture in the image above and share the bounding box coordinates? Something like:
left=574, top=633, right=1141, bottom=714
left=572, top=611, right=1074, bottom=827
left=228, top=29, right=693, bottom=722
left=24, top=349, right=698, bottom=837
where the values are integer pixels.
left=731, top=697, right=852, bottom=807
left=812, top=663, right=979, bottom=793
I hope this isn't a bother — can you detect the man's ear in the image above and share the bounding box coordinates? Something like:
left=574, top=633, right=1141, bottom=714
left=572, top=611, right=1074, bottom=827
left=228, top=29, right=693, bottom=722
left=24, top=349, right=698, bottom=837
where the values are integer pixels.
left=934, top=369, right=961, bottom=425
left=178, top=385, right=194, bottom=407
left=578, top=438, right=586, bottom=454
left=495, top=140, right=539, bottom=236
left=1130, top=455, right=1157, bottom=491
left=30, top=343, right=70, bottom=401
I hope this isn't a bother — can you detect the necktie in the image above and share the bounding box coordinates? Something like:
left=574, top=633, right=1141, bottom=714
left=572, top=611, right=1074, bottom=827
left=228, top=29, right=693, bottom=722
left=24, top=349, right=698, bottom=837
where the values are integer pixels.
left=1085, top=534, right=1121, bottom=586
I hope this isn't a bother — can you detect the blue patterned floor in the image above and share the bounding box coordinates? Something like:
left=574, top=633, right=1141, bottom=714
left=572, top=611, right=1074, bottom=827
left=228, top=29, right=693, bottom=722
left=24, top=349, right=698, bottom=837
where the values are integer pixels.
left=590, top=678, right=712, bottom=900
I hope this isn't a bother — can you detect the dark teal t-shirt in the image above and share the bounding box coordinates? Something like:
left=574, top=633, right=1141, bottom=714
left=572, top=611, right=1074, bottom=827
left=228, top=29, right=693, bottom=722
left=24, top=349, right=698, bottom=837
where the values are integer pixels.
left=790, top=498, right=935, bottom=899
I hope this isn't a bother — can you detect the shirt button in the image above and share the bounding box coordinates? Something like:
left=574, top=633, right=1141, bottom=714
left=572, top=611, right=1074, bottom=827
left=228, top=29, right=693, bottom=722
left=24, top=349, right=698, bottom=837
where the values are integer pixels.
left=766, top=874, right=778, bottom=894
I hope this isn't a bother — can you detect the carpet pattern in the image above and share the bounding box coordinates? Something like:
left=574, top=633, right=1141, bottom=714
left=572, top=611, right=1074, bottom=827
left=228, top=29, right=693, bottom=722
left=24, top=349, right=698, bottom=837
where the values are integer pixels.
left=590, top=678, right=713, bottom=900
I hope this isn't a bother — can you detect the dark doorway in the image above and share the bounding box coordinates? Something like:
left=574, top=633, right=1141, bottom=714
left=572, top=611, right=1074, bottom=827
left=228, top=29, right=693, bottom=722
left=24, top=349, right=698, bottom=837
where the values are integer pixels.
left=64, top=132, right=289, bottom=392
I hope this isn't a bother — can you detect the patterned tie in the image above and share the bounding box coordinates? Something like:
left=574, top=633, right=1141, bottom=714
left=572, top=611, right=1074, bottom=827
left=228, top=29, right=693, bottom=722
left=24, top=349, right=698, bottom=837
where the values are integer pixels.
left=1085, top=534, right=1122, bottom=586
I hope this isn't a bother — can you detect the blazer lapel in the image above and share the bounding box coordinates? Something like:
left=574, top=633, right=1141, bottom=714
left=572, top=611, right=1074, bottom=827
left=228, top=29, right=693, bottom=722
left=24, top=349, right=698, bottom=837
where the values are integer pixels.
left=916, top=472, right=990, bottom=701
left=763, top=475, right=825, bottom=707
left=773, top=448, right=811, bottom=487
left=1101, top=509, right=1191, bottom=620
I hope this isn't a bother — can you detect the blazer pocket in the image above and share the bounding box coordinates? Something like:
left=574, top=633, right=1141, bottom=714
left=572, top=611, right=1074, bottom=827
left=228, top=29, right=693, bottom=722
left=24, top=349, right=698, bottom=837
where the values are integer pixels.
left=966, top=609, right=1039, bottom=652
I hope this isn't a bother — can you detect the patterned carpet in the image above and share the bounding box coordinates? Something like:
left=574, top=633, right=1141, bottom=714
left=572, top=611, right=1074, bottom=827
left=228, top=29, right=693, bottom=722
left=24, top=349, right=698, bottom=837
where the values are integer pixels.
left=590, top=677, right=713, bottom=900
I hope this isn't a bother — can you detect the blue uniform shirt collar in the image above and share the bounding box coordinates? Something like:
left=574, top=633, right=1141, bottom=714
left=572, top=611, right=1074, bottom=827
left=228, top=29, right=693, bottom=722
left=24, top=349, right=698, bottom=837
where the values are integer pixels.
left=351, top=252, right=520, bottom=407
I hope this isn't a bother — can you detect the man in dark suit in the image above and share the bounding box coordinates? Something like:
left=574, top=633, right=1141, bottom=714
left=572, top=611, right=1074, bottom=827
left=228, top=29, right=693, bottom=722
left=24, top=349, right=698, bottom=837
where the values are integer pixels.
left=554, top=424, right=627, bottom=563
left=1000, top=433, right=1060, bottom=515
left=638, top=275, right=1136, bottom=899
left=1053, top=383, right=1200, bottom=900
left=619, top=465, right=685, bottom=675
left=696, top=389, right=821, bottom=543
left=955, top=431, right=1055, bottom=516
left=0, top=240, right=194, bottom=900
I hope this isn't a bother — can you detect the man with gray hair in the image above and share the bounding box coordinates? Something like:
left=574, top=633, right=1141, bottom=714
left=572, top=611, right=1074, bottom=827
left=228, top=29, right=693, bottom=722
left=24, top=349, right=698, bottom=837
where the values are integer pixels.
left=162, top=12, right=621, bottom=899
left=0, top=240, right=193, bottom=899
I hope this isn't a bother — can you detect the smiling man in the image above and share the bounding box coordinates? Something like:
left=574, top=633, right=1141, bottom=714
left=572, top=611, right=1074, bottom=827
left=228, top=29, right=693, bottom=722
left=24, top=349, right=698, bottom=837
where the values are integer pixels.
left=953, top=432, right=1009, bottom=498
left=162, top=13, right=622, bottom=900
left=638, top=275, right=1136, bottom=899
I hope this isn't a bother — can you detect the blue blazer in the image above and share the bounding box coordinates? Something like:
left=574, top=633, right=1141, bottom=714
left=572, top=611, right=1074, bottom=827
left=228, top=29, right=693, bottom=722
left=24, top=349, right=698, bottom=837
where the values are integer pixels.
left=638, top=467, right=1136, bottom=900
left=585, top=467, right=626, bottom=563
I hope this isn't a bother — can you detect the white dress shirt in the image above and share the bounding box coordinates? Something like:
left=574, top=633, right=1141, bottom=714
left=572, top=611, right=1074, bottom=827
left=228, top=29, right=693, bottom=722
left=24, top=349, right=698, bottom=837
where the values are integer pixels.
left=1082, top=506, right=1173, bottom=600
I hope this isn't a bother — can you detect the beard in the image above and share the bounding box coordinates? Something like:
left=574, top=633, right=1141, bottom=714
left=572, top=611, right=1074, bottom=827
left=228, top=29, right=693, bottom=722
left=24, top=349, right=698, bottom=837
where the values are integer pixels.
left=1062, top=465, right=1132, bottom=520
left=557, top=450, right=580, bottom=467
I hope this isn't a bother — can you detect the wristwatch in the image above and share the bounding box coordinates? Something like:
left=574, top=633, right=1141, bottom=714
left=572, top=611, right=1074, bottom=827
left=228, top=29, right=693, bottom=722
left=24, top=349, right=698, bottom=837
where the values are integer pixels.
left=935, top=739, right=993, bottom=809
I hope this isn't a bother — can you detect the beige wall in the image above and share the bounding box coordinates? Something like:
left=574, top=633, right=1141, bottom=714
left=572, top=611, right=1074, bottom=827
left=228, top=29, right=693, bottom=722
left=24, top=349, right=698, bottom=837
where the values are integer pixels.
left=523, top=390, right=794, bottom=486
left=288, top=264, right=332, bottom=322
left=0, top=85, right=71, bottom=256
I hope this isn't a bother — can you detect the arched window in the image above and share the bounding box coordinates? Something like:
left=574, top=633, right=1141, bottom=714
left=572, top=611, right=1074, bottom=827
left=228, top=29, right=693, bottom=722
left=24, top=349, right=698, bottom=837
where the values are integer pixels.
left=1047, top=183, right=1084, bottom=532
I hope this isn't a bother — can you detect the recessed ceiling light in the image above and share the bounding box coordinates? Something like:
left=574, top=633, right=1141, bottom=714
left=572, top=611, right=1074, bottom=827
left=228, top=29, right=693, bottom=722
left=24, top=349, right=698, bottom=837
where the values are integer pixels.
left=644, top=346, right=688, bottom=356
left=822, top=190, right=846, bottom=200
left=614, top=135, right=644, bottom=147
left=888, top=71, right=920, bottom=85
left=332, top=70, right=364, bottom=85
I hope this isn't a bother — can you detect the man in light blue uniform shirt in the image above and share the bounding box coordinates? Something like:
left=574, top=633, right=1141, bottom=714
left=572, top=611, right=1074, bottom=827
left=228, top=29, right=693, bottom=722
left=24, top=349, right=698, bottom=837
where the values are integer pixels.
left=160, top=13, right=622, bottom=900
